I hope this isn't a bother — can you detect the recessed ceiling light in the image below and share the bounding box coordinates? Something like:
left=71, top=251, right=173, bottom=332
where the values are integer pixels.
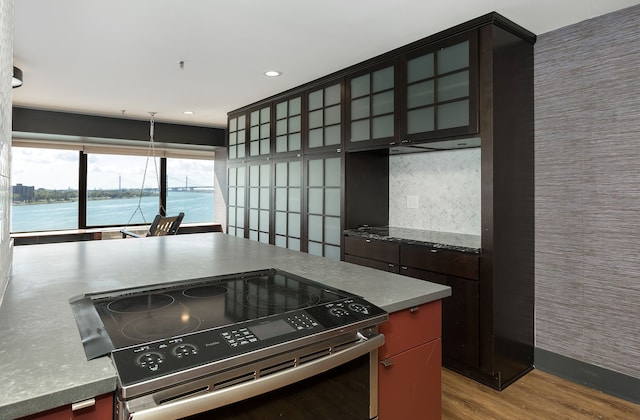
left=183, top=111, right=194, bottom=115
left=264, top=70, right=282, bottom=77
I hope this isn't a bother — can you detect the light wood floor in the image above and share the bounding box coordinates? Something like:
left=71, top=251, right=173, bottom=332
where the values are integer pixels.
left=442, top=368, right=640, bottom=419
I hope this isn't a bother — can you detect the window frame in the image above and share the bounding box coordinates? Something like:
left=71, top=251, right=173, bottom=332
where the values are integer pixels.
left=10, top=138, right=215, bottom=232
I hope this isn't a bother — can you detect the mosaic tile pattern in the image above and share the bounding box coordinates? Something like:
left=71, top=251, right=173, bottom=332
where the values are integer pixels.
left=389, top=149, right=481, bottom=235
left=0, top=0, right=14, bottom=305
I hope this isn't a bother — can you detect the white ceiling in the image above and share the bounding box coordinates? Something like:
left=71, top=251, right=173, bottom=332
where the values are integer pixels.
left=12, top=0, right=640, bottom=128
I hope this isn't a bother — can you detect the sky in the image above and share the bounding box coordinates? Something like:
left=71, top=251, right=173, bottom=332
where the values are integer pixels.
left=11, top=147, right=214, bottom=190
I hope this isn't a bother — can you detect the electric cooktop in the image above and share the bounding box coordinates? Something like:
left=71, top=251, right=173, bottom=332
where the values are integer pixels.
left=69, top=268, right=386, bottom=362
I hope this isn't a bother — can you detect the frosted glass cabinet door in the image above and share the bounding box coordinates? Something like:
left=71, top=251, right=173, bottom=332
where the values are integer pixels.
left=348, top=64, right=395, bottom=147
left=403, top=35, right=476, bottom=140
left=247, top=163, right=270, bottom=243
left=305, top=155, right=342, bottom=261
left=249, top=106, right=271, bottom=156
left=227, top=165, right=246, bottom=237
left=275, top=96, right=302, bottom=154
left=273, top=159, right=303, bottom=251
left=306, top=82, right=342, bottom=151
left=227, top=114, right=246, bottom=160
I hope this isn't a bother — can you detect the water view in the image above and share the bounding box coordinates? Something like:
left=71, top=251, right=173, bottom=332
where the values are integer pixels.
left=11, top=191, right=214, bottom=233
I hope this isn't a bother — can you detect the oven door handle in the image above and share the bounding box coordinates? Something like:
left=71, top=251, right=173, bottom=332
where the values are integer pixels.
left=124, top=332, right=384, bottom=420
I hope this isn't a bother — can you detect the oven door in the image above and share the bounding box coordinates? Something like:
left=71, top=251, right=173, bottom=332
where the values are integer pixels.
left=118, top=331, right=383, bottom=420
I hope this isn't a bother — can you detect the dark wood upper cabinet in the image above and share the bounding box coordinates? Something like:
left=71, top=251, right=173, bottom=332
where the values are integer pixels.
left=226, top=12, right=536, bottom=390
left=274, top=94, right=303, bottom=156
left=399, top=31, right=479, bottom=144
left=227, top=112, right=247, bottom=161
left=345, top=60, right=399, bottom=150
left=248, top=105, right=272, bottom=158
left=304, top=80, right=345, bottom=154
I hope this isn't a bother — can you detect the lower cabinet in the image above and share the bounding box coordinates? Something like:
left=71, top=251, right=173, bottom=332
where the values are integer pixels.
left=345, top=234, right=482, bottom=379
left=402, top=267, right=479, bottom=368
left=344, top=236, right=400, bottom=273
left=18, top=394, right=113, bottom=420
left=378, top=300, right=442, bottom=420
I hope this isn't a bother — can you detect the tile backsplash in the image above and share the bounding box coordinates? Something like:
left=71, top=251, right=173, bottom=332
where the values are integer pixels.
left=388, top=148, right=481, bottom=235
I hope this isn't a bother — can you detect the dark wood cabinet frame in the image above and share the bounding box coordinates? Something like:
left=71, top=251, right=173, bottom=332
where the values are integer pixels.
left=227, top=12, right=536, bottom=390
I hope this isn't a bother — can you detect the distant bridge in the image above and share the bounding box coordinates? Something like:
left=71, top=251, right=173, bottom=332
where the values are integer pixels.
left=167, top=186, right=214, bottom=192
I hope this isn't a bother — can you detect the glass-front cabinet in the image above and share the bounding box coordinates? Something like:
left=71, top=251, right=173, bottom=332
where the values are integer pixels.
left=305, top=155, right=342, bottom=261
left=346, top=63, right=397, bottom=149
left=306, top=82, right=343, bottom=152
left=227, top=114, right=246, bottom=161
left=402, top=33, right=478, bottom=142
left=227, top=164, right=246, bottom=237
left=273, top=158, right=302, bottom=251
left=247, top=162, right=270, bottom=243
left=274, top=96, right=302, bottom=155
left=249, top=106, right=271, bottom=157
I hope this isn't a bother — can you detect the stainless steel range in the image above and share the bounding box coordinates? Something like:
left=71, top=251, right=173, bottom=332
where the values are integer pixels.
left=70, top=268, right=388, bottom=419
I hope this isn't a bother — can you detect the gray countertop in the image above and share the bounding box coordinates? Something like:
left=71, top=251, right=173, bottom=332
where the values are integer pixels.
left=345, top=226, right=481, bottom=253
left=0, top=233, right=450, bottom=419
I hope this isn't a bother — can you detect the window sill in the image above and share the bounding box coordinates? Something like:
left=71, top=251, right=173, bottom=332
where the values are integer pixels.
left=11, top=223, right=224, bottom=245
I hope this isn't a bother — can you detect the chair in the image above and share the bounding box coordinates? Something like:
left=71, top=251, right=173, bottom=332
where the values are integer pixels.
left=121, top=212, right=185, bottom=238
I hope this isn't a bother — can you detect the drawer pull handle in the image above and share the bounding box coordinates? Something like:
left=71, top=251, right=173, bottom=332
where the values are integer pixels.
left=72, top=398, right=96, bottom=412
left=409, top=306, right=420, bottom=313
left=365, top=239, right=371, bottom=243
left=430, top=249, right=438, bottom=253
left=380, top=359, right=393, bottom=368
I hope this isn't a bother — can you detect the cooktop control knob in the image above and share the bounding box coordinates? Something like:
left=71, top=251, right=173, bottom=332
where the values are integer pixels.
left=348, top=302, right=370, bottom=315
left=329, top=307, right=349, bottom=317
left=173, top=344, right=198, bottom=358
left=137, top=352, right=164, bottom=371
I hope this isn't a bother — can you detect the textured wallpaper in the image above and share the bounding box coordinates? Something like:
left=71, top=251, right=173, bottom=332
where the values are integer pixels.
left=388, top=148, right=481, bottom=235
left=535, top=4, right=640, bottom=379
left=0, top=0, right=14, bottom=305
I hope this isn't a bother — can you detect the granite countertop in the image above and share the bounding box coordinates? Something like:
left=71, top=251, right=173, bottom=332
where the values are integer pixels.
left=0, top=233, right=450, bottom=419
left=345, top=226, right=481, bottom=253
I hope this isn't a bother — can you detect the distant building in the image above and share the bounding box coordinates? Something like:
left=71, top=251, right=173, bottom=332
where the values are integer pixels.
left=12, top=184, right=35, bottom=201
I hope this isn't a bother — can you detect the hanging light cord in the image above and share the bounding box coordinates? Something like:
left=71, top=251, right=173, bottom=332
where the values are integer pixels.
left=125, top=112, right=165, bottom=231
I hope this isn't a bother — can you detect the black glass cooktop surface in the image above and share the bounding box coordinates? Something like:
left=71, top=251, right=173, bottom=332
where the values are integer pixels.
left=70, top=269, right=356, bottom=359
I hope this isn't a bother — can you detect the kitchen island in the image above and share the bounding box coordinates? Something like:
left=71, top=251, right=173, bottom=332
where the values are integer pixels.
left=0, top=233, right=450, bottom=419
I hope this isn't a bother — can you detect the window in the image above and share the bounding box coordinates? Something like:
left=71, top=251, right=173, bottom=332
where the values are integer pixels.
left=166, top=158, right=214, bottom=223
left=10, top=147, right=79, bottom=232
left=10, top=144, right=215, bottom=232
left=86, top=154, right=162, bottom=227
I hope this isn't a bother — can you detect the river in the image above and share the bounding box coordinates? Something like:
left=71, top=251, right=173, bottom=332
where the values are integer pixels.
left=11, top=191, right=214, bottom=232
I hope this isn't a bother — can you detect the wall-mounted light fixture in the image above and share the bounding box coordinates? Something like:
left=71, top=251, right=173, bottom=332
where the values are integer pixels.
left=12, top=66, right=23, bottom=88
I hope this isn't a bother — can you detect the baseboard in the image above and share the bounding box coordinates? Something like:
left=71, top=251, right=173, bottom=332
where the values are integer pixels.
left=535, top=347, right=640, bottom=404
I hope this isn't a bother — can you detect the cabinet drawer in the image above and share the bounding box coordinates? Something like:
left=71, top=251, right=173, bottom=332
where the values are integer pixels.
left=378, top=300, right=442, bottom=359
left=400, top=243, right=479, bottom=280
left=344, top=236, right=400, bottom=264
left=344, top=255, right=400, bottom=273
left=378, top=339, right=442, bottom=420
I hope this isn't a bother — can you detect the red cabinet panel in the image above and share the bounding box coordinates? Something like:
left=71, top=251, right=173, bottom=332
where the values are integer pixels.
left=378, top=301, right=443, bottom=419
left=378, top=339, right=442, bottom=420
left=378, top=300, right=441, bottom=359
left=18, top=394, right=113, bottom=420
